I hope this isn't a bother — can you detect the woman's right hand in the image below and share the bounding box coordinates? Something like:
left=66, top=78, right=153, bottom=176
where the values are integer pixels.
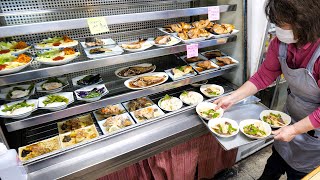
left=214, top=95, right=236, bottom=110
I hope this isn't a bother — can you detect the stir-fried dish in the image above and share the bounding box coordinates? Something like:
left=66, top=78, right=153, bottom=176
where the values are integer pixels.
left=128, top=75, right=166, bottom=88
left=180, top=91, right=203, bottom=105
left=97, top=105, right=125, bottom=119
left=205, top=86, right=221, bottom=96
left=43, top=95, right=69, bottom=106
left=2, top=100, right=34, bottom=115
left=133, top=106, right=161, bottom=121
left=263, top=113, right=286, bottom=126
left=128, top=97, right=153, bottom=111
left=59, top=115, right=93, bottom=134
left=212, top=122, right=237, bottom=135
left=172, top=65, right=194, bottom=78
left=243, top=123, right=267, bottom=137
left=103, top=115, right=133, bottom=133
left=117, top=65, right=156, bottom=77
left=200, top=108, right=220, bottom=119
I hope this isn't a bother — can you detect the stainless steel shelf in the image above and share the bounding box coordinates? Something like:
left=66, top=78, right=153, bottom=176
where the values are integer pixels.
left=0, top=35, right=237, bottom=86
left=5, top=66, right=237, bottom=132
left=0, top=5, right=237, bottom=37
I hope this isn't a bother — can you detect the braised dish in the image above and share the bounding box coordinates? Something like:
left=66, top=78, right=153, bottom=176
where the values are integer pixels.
left=60, top=125, right=99, bottom=148
left=57, top=114, right=94, bottom=134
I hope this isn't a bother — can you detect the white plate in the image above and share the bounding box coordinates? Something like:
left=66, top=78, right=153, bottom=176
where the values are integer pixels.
left=71, top=74, right=103, bottom=87
left=200, top=84, right=224, bottom=98
left=11, top=46, right=32, bottom=55
left=196, top=102, right=224, bottom=121
left=0, top=56, right=33, bottom=75
left=38, top=92, right=74, bottom=111
left=156, top=27, right=178, bottom=36
left=0, top=99, right=38, bottom=119
left=259, top=110, right=291, bottom=128
left=80, top=38, right=116, bottom=49
left=179, top=91, right=203, bottom=105
left=173, top=33, right=214, bottom=44
left=114, top=63, right=156, bottom=79
left=35, top=50, right=81, bottom=66
left=84, top=45, right=124, bottom=59
left=34, top=40, right=79, bottom=49
left=208, top=118, right=239, bottom=138
left=74, top=84, right=109, bottom=102
left=211, top=56, right=239, bottom=69
left=154, top=36, right=181, bottom=47
left=36, top=77, right=69, bottom=94
left=130, top=104, right=165, bottom=123
left=239, top=119, right=272, bottom=139
left=158, top=96, right=183, bottom=112
left=97, top=113, right=135, bottom=135
left=124, top=72, right=168, bottom=90
left=118, top=38, right=154, bottom=52
left=0, top=84, right=35, bottom=101
left=190, top=61, right=220, bottom=74
left=164, top=66, right=197, bottom=81
left=212, top=29, right=240, bottom=39
left=122, top=97, right=154, bottom=112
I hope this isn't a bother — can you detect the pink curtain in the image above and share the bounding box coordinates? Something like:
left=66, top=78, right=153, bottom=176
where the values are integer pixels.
left=98, top=133, right=237, bottom=180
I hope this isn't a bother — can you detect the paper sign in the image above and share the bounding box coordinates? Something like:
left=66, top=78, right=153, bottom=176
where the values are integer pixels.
left=208, top=6, right=220, bottom=21
left=186, top=44, right=199, bottom=58
left=87, top=17, right=110, bottom=35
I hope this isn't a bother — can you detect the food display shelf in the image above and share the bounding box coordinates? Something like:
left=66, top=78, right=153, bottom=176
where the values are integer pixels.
left=23, top=78, right=236, bottom=180
left=4, top=65, right=237, bottom=132
left=201, top=96, right=273, bottom=151
left=0, top=36, right=237, bottom=86
left=0, top=5, right=237, bottom=37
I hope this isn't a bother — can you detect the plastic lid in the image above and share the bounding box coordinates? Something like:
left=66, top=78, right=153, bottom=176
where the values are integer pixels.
left=0, top=142, right=8, bottom=155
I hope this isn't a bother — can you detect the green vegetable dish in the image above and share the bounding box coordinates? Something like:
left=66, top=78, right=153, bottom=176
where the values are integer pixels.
left=181, top=91, right=188, bottom=96
left=212, top=122, right=237, bottom=135
left=36, top=49, right=60, bottom=59
left=2, top=100, right=34, bottom=113
left=243, top=124, right=267, bottom=137
left=201, top=109, right=220, bottom=119
left=43, top=95, right=69, bottom=106
left=263, top=113, right=285, bottom=126
left=6, top=84, right=34, bottom=99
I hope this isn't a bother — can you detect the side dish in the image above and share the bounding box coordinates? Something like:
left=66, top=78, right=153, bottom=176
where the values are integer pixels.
left=239, top=120, right=271, bottom=139
left=116, top=64, right=156, bottom=78
left=101, top=113, right=133, bottom=133
left=60, top=125, right=99, bottom=148
left=40, top=77, right=67, bottom=92
left=171, top=65, right=194, bottom=79
left=95, top=104, right=125, bottom=120
left=126, top=97, right=153, bottom=112
left=158, top=94, right=183, bottom=112
left=42, top=95, right=69, bottom=107
left=260, top=110, right=291, bottom=128
left=125, top=72, right=168, bottom=89
left=0, top=41, right=31, bottom=55
left=154, top=35, right=180, bottom=46
left=132, top=105, right=164, bottom=122
left=36, top=48, right=80, bottom=65
left=74, top=74, right=102, bottom=86
left=3, top=84, right=35, bottom=100
left=179, top=91, right=203, bottom=105
left=204, top=50, right=223, bottom=59
left=1, top=100, right=35, bottom=116
left=35, top=36, right=78, bottom=49
left=196, top=102, right=224, bottom=120
left=0, top=54, right=32, bottom=73
left=58, top=114, right=94, bottom=134
left=200, top=84, right=224, bottom=97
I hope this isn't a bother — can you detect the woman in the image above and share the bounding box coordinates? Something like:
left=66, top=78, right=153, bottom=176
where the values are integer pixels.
left=215, top=0, right=320, bottom=179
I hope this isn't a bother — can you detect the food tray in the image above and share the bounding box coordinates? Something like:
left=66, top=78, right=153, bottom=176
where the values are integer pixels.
left=211, top=56, right=239, bottom=69
left=164, top=67, right=197, bottom=81
left=57, top=113, right=94, bottom=134
left=80, top=38, right=116, bottom=49
left=189, top=61, right=220, bottom=74
left=93, top=103, right=126, bottom=121
left=200, top=49, right=227, bottom=60
left=122, top=96, right=154, bottom=112
left=130, top=104, right=165, bottom=123
left=97, top=112, right=136, bottom=135
left=200, top=96, right=273, bottom=150
left=180, top=54, right=208, bottom=63
left=84, top=45, right=124, bottom=59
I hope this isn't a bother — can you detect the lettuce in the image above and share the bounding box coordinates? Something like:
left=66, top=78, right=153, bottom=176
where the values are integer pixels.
left=37, top=49, right=60, bottom=58
left=0, top=54, right=16, bottom=64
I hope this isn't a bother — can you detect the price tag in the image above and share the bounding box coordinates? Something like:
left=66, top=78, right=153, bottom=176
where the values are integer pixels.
left=208, top=6, right=220, bottom=21
left=186, top=44, right=199, bottom=58
left=87, top=17, right=110, bottom=35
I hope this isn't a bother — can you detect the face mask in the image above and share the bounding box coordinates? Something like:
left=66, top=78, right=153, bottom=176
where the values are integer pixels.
left=275, top=26, right=298, bottom=44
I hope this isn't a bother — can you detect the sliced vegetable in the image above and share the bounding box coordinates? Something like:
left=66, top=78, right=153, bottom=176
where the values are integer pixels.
left=2, top=100, right=34, bottom=113
left=43, top=95, right=69, bottom=106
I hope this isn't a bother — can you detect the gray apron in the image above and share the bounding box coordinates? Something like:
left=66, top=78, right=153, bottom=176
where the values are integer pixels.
left=274, top=42, right=320, bottom=173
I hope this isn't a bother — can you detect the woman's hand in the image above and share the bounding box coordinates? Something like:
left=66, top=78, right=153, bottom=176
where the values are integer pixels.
left=214, top=95, right=236, bottom=110
left=272, top=125, right=299, bottom=142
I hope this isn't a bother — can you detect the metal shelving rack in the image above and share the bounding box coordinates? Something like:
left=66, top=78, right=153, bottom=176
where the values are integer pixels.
left=0, top=1, right=250, bottom=179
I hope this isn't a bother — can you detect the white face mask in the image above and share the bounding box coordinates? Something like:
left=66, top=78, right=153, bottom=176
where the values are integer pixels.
left=275, top=26, right=298, bottom=44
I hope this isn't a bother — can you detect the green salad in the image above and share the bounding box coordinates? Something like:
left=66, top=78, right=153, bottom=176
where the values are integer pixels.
left=0, top=54, right=16, bottom=65
left=212, top=122, right=237, bottom=135
left=43, top=95, right=69, bottom=106
left=2, top=100, right=34, bottom=113
left=43, top=36, right=63, bottom=43
left=0, top=41, right=15, bottom=50
left=37, top=49, right=60, bottom=59
left=243, top=124, right=267, bottom=137
left=201, top=109, right=220, bottom=119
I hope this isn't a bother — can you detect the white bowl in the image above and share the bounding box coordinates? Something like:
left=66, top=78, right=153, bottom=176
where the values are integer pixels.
left=0, top=99, right=38, bottom=119
left=74, top=84, right=109, bottom=102
left=260, top=110, right=291, bottom=128
left=179, top=91, right=203, bottom=105
left=196, top=102, right=224, bottom=121
left=239, top=119, right=272, bottom=139
left=200, top=84, right=224, bottom=98
left=38, top=92, right=74, bottom=111
left=208, top=118, right=239, bottom=138
left=158, top=96, right=183, bottom=112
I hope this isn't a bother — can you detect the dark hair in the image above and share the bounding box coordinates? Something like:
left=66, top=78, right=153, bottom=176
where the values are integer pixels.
left=265, top=0, right=320, bottom=45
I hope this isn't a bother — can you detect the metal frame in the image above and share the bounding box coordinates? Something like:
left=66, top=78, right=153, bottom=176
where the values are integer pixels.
left=5, top=66, right=237, bottom=132
left=0, top=36, right=237, bottom=86
left=0, top=5, right=236, bottom=37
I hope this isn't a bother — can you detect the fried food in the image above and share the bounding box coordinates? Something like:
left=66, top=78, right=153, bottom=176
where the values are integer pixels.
left=128, top=97, right=153, bottom=111
left=129, top=75, right=166, bottom=88
left=216, top=57, right=234, bottom=66
left=155, top=35, right=171, bottom=45
left=210, top=24, right=235, bottom=34
left=121, top=38, right=147, bottom=49
left=204, top=50, right=223, bottom=59
left=196, top=60, right=216, bottom=70
left=184, top=56, right=204, bottom=63
left=118, top=65, right=155, bottom=77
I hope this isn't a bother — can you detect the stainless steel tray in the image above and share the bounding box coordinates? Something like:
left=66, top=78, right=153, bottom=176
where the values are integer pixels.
left=201, top=96, right=273, bottom=150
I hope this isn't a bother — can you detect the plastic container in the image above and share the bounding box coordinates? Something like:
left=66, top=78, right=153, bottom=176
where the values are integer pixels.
left=0, top=143, right=27, bottom=180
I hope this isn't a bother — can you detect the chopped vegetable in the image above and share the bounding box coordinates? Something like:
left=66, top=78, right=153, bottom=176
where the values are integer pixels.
left=243, top=124, right=266, bottom=137
left=201, top=109, right=220, bottom=119
left=76, top=87, right=105, bottom=99
left=43, top=95, right=69, bottom=106
left=0, top=54, right=16, bottom=65
left=2, top=100, right=34, bottom=113
left=263, top=113, right=285, bottom=126
left=212, top=122, right=237, bottom=135
left=43, top=36, right=63, bottom=43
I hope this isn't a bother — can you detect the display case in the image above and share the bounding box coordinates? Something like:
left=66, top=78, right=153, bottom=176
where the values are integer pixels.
left=0, top=1, right=259, bottom=179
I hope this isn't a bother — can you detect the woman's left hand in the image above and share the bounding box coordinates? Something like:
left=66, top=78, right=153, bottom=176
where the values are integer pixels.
left=272, top=125, right=299, bottom=142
